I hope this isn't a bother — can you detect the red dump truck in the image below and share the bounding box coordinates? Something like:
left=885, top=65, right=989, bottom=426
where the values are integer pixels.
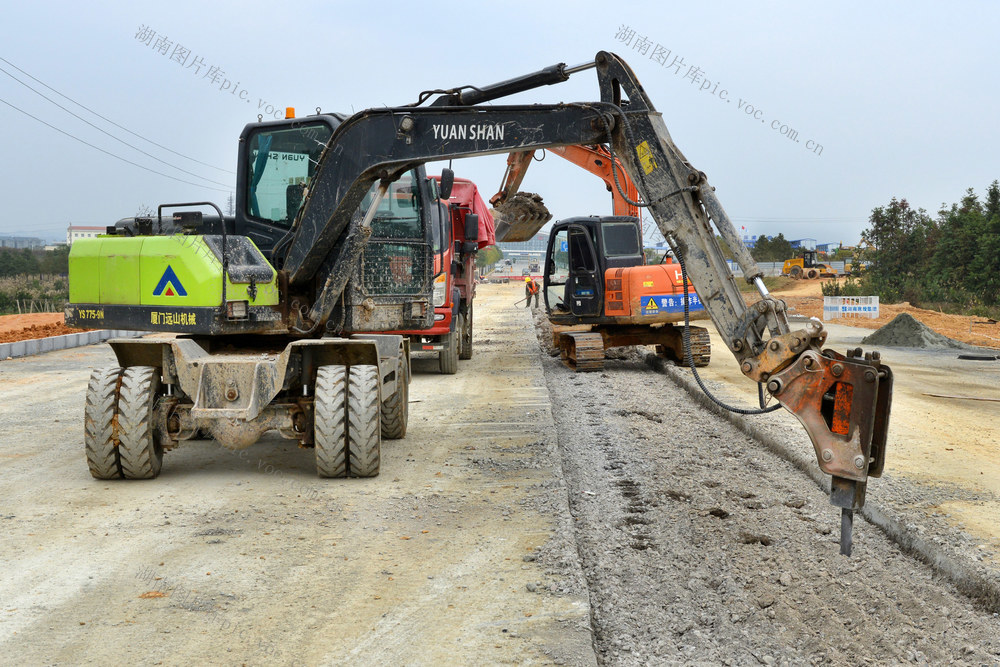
left=386, top=176, right=495, bottom=374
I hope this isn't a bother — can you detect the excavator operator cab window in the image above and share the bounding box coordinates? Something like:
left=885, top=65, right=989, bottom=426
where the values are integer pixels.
left=246, top=122, right=332, bottom=227
left=569, top=229, right=596, bottom=272
left=601, top=221, right=641, bottom=257
left=546, top=229, right=571, bottom=311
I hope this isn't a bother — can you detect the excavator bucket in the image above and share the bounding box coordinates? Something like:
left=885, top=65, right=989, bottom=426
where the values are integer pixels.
left=492, top=192, right=552, bottom=242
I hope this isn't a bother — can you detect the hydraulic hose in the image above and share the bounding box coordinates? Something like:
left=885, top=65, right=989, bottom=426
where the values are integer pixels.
left=674, top=244, right=783, bottom=415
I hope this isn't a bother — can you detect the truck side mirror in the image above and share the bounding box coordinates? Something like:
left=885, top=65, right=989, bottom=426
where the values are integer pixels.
left=439, top=168, right=455, bottom=200
left=464, top=213, right=479, bottom=242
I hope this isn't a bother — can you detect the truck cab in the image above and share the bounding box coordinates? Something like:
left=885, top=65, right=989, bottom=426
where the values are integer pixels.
left=383, top=176, right=495, bottom=374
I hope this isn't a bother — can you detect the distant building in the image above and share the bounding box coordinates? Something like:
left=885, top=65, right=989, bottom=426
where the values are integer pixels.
left=67, top=225, right=107, bottom=245
left=0, top=235, right=44, bottom=249
left=497, top=231, right=548, bottom=261
left=742, top=234, right=768, bottom=249
left=817, top=242, right=840, bottom=254
left=790, top=238, right=817, bottom=251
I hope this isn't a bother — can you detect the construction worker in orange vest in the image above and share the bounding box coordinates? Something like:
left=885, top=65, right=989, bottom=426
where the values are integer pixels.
left=524, top=276, right=539, bottom=309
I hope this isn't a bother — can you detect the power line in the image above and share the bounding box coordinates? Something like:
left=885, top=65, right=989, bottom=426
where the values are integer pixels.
left=0, top=56, right=234, bottom=175
left=0, top=96, right=230, bottom=193
left=0, top=63, right=232, bottom=188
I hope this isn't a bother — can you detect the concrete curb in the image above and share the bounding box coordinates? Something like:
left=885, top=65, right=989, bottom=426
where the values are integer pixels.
left=0, top=330, right=148, bottom=361
left=646, top=353, right=1000, bottom=614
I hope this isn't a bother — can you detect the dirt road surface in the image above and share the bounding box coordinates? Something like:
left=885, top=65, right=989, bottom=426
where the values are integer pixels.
left=0, top=285, right=594, bottom=666
left=2, top=282, right=1000, bottom=665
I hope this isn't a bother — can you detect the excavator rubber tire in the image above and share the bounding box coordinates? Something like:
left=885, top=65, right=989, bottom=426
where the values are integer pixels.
left=439, top=318, right=460, bottom=374
left=315, top=365, right=349, bottom=478
left=346, top=365, right=381, bottom=477
left=559, top=332, right=604, bottom=372
left=459, top=303, right=473, bottom=360
left=116, top=366, right=164, bottom=480
left=84, top=367, right=123, bottom=480
left=380, top=355, right=408, bottom=440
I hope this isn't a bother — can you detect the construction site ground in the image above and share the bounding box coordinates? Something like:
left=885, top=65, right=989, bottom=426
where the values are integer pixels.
left=1, top=282, right=999, bottom=665
left=730, top=279, right=1000, bottom=565
left=0, top=312, right=76, bottom=344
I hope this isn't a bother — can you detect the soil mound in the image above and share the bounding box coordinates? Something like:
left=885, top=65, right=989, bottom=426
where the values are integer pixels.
left=861, top=313, right=979, bottom=350
left=0, top=322, right=91, bottom=344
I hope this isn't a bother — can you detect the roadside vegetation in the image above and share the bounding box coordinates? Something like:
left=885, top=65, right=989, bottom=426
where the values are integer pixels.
left=0, top=246, right=70, bottom=314
left=475, top=245, right=504, bottom=269
left=823, top=181, right=1000, bottom=319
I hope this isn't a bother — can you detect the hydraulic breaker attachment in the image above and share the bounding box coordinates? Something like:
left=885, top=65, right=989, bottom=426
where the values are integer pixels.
left=764, top=345, right=893, bottom=555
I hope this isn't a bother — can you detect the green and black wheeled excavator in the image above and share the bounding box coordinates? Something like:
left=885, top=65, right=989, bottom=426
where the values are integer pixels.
left=67, top=52, right=892, bottom=554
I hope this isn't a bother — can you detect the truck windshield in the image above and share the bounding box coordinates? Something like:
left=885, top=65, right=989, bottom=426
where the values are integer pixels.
left=361, top=170, right=429, bottom=296
left=247, top=123, right=332, bottom=226
left=362, top=172, right=422, bottom=239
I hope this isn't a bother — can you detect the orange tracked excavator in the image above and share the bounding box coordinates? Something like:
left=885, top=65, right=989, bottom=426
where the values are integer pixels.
left=492, top=145, right=712, bottom=371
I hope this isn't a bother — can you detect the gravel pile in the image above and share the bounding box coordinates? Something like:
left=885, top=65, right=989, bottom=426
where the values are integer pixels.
left=862, top=313, right=980, bottom=350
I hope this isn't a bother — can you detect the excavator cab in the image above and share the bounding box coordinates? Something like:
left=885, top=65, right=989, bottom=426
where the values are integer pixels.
left=543, top=216, right=646, bottom=320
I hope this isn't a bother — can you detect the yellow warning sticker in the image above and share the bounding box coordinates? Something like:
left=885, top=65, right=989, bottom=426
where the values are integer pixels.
left=642, top=280, right=654, bottom=288
left=636, top=140, right=657, bottom=174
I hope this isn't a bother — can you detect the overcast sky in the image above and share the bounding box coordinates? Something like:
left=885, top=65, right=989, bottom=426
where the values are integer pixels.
left=1, top=1, right=996, bottom=246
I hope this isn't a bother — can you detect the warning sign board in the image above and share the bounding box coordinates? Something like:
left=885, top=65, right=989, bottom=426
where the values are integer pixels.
left=635, top=140, right=657, bottom=175
left=640, top=293, right=703, bottom=315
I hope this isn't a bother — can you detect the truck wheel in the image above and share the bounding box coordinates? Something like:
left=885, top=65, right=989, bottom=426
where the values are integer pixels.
left=439, top=320, right=460, bottom=375
left=117, top=366, right=164, bottom=480
left=347, top=365, right=381, bottom=477
left=315, top=365, right=348, bottom=478
left=84, top=367, right=123, bottom=480
left=459, top=304, right=473, bottom=360
left=380, top=354, right=408, bottom=440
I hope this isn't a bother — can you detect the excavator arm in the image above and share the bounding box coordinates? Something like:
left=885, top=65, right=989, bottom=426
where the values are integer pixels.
left=491, top=143, right=641, bottom=221
left=279, top=51, right=891, bottom=553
